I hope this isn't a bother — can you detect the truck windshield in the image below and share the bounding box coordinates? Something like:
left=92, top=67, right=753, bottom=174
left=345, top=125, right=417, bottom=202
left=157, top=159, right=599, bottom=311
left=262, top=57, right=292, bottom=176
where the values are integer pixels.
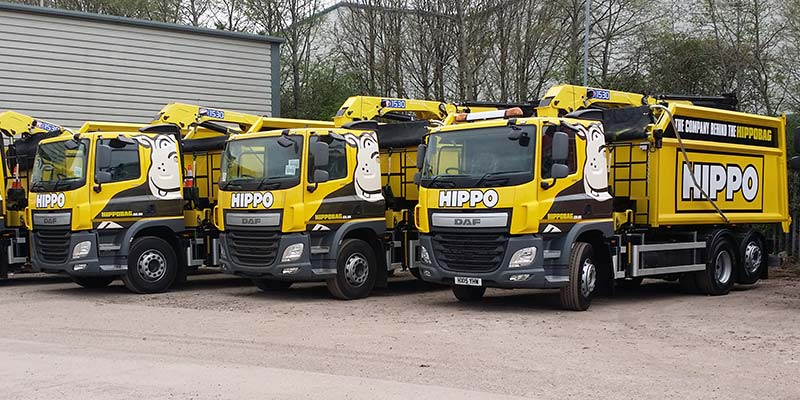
left=220, top=135, right=304, bottom=190
left=30, top=139, right=89, bottom=192
left=420, top=125, right=536, bottom=188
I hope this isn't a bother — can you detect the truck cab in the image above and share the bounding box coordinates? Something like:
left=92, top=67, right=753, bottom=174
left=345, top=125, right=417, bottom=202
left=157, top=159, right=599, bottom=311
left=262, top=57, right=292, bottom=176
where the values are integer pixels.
left=28, top=127, right=186, bottom=290
left=415, top=115, right=611, bottom=295
left=216, top=126, right=391, bottom=299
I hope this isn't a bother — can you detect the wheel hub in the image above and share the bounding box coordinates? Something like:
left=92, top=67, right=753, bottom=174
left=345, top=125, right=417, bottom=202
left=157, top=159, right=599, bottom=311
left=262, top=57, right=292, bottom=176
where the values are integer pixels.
left=137, top=250, right=167, bottom=282
left=744, top=241, right=762, bottom=275
left=344, top=253, right=369, bottom=287
left=714, top=250, right=733, bottom=284
left=580, top=258, right=596, bottom=298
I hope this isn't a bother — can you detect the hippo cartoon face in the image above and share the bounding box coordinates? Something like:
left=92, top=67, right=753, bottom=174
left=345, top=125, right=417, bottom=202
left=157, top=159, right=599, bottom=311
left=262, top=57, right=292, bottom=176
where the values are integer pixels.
left=133, top=135, right=182, bottom=200
left=576, top=123, right=611, bottom=201
left=343, top=132, right=384, bottom=203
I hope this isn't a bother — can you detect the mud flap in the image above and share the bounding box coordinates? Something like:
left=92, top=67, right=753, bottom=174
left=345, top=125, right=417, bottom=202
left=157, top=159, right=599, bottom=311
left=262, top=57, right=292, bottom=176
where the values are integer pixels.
left=0, top=238, right=9, bottom=279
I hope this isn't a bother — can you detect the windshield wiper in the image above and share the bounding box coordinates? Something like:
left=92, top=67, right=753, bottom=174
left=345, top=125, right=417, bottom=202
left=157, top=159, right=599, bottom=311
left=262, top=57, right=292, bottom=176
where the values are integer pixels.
left=220, top=178, right=250, bottom=190
left=257, top=177, right=288, bottom=190
left=424, top=175, right=456, bottom=188
left=474, top=171, right=524, bottom=187
left=53, top=177, right=80, bottom=191
left=31, top=181, right=47, bottom=192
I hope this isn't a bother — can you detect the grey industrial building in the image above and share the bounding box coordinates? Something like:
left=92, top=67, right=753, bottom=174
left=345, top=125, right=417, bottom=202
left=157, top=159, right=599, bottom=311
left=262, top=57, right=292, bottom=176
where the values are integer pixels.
left=0, top=2, right=282, bottom=127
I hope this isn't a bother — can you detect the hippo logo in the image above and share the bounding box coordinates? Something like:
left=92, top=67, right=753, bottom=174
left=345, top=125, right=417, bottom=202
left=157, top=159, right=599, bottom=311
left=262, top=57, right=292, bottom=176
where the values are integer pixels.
left=36, top=192, right=65, bottom=208
left=342, top=132, right=383, bottom=203
left=132, top=135, right=182, bottom=200
left=575, top=123, right=611, bottom=201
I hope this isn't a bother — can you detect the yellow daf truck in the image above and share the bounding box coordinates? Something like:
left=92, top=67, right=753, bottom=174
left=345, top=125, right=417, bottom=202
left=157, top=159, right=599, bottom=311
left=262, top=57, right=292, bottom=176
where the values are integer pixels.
left=28, top=104, right=333, bottom=292
left=0, top=111, right=69, bottom=279
left=415, top=85, right=789, bottom=310
left=215, top=97, right=498, bottom=299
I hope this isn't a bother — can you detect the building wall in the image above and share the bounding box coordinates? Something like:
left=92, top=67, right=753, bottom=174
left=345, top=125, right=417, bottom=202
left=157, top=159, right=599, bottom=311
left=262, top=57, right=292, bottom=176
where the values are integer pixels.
left=0, top=3, right=282, bottom=128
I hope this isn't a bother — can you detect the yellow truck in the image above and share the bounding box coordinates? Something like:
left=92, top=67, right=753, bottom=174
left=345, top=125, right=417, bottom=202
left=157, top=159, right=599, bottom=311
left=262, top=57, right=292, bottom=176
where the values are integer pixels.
left=0, top=111, right=67, bottom=278
left=414, top=85, right=789, bottom=310
left=27, top=104, right=332, bottom=292
left=215, top=97, right=498, bottom=299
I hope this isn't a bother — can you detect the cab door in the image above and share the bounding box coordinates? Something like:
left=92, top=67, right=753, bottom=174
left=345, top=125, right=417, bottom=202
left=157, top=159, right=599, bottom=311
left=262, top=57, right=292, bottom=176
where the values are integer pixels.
left=89, top=137, right=148, bottom=228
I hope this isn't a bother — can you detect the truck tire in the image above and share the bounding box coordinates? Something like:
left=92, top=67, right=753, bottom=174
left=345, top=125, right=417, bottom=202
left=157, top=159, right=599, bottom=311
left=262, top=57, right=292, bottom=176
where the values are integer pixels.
left=71, top=276, right=115, bottom=289
left=252, top=278, right=292, bottom=291
left=452, top=285, right=486, bottom=302
left=326, top=239, right=377, bottom=300
left=737, top=231, right=765, bottom=285
left=122, top=236, right=178, bottom=294
left=695, top=236, right=736, bottom=296
left=560, top=242, right=596, bottom=311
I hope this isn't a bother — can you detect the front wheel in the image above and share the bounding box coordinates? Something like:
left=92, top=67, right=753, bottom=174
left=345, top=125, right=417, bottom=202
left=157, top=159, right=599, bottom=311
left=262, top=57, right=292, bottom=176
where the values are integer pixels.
left=326, top=239, right=377, bottom=300
left=560, top=242, right=597, bottom=311
left=122, top=236, right=178, bottom=294
left=71, top=276, right=115, bottom=289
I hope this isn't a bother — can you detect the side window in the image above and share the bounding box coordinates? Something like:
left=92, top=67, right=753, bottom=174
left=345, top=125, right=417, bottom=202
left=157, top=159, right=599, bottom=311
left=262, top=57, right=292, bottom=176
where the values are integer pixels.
left=309, top=136, right=348, bottom=181
left=540, top=126, right=577, bottom=179
left=97, top=139, right=141, bottom=182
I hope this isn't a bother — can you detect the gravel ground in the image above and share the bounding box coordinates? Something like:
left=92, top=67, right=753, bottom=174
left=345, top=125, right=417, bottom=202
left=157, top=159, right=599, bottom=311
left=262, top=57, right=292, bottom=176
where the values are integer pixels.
left=0, top=270, right=798, bottom=399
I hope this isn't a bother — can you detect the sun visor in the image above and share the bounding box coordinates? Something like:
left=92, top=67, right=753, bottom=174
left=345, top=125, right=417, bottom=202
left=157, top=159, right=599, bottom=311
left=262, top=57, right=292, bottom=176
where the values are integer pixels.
left=376, top=120, right=430, bottom=149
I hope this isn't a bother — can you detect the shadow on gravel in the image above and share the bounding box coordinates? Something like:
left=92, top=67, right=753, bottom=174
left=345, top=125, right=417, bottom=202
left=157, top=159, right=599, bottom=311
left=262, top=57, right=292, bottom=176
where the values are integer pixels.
left=429, top=280, right=732, bottom=313
left=40, top=272, right=252, bottom=297
left=0, top=273, right=72, bottom=287
left=231, top=274, right=448, bottom=302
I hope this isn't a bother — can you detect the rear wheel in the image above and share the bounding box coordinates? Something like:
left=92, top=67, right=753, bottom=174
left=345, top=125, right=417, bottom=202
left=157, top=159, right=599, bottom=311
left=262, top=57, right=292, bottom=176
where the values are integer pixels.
left=560, top=242, right=596, bottom=311
left=327, top=239, right=377, bottom=300
left=452, top=285, right=485, bottom=302
left=695, top=236, right=736, bottom=296
left=252, top=278, right=293, bottom=291
left=71, top=276, right=114, bottom=289
left=737, top=232, right=765, bottom=285
left=122, top=237, right=178, bottom=294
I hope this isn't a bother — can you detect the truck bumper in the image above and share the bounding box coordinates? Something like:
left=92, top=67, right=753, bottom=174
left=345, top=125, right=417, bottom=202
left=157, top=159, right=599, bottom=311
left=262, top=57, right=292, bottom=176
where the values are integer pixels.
left=32, top=231, right=125, bottom=277
left=219, top=232, right=335, bottom=281
left=417, top=233, right=569, bottom=289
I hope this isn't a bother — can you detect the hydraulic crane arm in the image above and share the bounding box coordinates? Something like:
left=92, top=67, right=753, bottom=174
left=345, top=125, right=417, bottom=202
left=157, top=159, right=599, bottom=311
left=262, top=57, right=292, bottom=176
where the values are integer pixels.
left=0, top=111, right=66, bottom=137
left=333, top=96, right=498, bottom=127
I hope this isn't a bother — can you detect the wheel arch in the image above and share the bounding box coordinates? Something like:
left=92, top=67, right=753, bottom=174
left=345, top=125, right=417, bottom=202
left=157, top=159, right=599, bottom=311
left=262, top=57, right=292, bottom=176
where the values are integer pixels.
left=334, top=220, right=387, bottom=288
left=122, top=218, right=185, bottom=265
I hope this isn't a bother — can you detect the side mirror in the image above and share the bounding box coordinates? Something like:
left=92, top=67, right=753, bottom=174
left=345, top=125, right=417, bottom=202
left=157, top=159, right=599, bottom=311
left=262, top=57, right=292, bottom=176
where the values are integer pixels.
left=551, top=163, right=569, bottom=179
left=794, top=127, right=800, bottom=154
left=413, top=172, right=421, bottom=185
left=313, top=169, right=329, bottom=184
left=790, top=156, right=800, bottom=170
left=95, top=144, right=113, bottom=185
left=416, top=144, right=427, bottom=170
left=311, top=141, right=329, bottom=168
left=552, top=131, right=569, bottom=161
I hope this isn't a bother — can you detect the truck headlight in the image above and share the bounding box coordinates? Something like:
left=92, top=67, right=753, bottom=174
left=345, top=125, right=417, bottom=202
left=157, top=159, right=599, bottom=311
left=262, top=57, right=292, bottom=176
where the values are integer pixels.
left=281, top=243, right=304, bottom=262
left=420, top=246, right=431, bottom=265
left=509, top=247, right=537, bottom=268
left=72, top=241, right=92, bottom=259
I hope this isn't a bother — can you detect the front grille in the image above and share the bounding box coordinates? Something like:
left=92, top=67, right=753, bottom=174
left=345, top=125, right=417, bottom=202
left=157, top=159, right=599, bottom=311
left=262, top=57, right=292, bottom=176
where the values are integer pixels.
left=432, top=232, right=508, bottom=273
left=34, top=229, right=71, bottom=264
left=227, top=229, right=280, bottom=266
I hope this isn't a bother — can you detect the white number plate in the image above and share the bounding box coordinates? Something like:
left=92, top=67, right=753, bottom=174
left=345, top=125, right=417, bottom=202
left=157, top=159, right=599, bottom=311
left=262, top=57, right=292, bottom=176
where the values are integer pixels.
left=454, top=277, right=482, bottom=286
